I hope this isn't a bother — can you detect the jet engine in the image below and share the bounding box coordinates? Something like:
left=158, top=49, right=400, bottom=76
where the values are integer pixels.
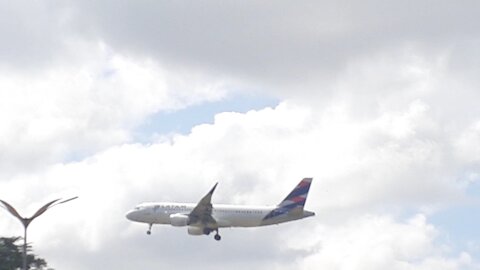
left=169, top=213, right=189, bottom=227
left=187, top=226, right=203, bottom=236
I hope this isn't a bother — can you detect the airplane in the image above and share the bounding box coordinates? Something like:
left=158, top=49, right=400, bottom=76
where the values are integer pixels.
left=125, top=178, right=314, bottom=241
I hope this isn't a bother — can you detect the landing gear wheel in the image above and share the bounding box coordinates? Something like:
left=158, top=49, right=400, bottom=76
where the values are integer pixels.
left=214, top=234, right=221, bottom=241
left=147, top=230, right=151, bottom=235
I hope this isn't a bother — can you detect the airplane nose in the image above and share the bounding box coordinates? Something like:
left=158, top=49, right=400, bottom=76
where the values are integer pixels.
left=126, top=210, right=137, bottom=221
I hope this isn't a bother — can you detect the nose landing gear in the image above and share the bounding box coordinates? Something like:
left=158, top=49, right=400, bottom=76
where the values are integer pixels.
left=147, top=223, right=152, bottom=235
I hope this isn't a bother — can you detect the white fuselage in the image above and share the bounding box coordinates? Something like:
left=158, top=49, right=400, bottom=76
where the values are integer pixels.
left=126, top=202, right=282, bottom=228
left=126, top=178, right=315, bottom=240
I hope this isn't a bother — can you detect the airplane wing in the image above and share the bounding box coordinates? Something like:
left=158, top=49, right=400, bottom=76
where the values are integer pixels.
left=188, top=183, right=218, bottom=228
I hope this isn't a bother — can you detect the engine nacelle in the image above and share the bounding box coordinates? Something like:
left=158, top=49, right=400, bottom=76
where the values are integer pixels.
left=187, top=226, right=204, bottom=236
left=169, top=213, right=189, bottom=227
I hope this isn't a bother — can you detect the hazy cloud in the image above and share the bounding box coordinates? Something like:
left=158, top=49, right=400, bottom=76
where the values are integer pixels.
left=61, top=1, right=480, bottom=91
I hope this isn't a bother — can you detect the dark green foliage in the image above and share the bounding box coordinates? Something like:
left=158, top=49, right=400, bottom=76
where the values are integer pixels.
left=0, top=237, right=51, bottom=270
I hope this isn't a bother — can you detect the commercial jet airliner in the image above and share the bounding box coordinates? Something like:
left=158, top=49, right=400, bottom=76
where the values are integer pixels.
left=126, top=178, right=314, bottom=241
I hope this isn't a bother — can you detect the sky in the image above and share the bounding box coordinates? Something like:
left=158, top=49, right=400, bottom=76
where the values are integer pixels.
left=0, top=1, right=480, bottom=269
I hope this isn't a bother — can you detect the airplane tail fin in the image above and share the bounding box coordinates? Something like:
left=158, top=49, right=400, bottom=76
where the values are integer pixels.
left=263, top=178, right=313, bottom=221
left=278, top=177, right=313, bottom=210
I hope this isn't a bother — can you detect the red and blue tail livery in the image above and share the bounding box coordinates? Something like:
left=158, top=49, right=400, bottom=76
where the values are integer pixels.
left=262, top=178, right=314, bottom=221
left=281, top=177, right=312, bottom=208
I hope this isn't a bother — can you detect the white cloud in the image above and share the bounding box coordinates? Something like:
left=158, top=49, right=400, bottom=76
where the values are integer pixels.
left=1, top=41, right=479, bottom=269
left=1, top=90, right=476, bottom=269
left=455, top=121, right=480, bottom=164
left=296, top=214, right=479, bottom=270
left=50, top=0, right=479, bottom=98
left=0, top=42, right=230, bottom=175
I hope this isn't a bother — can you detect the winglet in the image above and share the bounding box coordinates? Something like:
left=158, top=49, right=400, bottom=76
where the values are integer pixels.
left=199, top=182, right=217, bottom=205
left=208, top=182, right=218, bottom=196
left=194, top=182, right=218, bottom=209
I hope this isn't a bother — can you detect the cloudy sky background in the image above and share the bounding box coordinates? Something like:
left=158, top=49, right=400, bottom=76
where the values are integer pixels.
left=1, top=1, right=480, bottom=269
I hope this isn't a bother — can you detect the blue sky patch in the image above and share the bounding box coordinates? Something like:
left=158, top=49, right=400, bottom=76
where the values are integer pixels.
left=430, top=182, right=480, bottom=259
left=134, top=94, right=279, bottom=142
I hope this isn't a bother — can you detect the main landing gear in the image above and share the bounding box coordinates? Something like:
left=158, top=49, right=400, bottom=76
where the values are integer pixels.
left=213, top=228, right=221, bottom=241
left=204, top=227, right=222, bottom=241
left=147, top=223, right=152, bottom=235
